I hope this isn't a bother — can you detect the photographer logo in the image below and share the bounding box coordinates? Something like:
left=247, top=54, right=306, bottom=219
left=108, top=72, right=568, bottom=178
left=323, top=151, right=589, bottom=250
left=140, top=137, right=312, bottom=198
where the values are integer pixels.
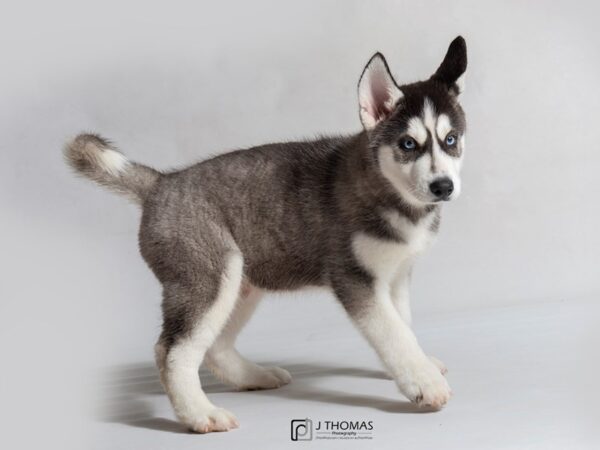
left=291, top=419, right=313, bottom=441
left=290, top=418, right=374, bottom=441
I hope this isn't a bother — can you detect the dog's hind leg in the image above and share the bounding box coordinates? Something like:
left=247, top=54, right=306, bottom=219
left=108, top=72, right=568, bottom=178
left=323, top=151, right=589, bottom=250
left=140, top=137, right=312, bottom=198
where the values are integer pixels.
left=205, top=283, right=291, bottom=390
left=154, top=250, right=244, bottom=434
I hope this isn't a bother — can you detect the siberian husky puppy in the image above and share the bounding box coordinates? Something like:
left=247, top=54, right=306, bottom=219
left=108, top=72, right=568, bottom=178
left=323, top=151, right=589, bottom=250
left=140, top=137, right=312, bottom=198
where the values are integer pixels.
left=66, top=36, right=467, bottom=433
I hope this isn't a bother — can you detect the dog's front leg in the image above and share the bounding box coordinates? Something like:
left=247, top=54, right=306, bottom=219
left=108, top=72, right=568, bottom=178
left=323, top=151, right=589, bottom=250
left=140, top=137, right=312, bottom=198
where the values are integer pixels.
left=390, top=264, right=413, bottom=326
left=336, top=281, right=451, bottom=408
left=391, top=266, right=448, bottom=375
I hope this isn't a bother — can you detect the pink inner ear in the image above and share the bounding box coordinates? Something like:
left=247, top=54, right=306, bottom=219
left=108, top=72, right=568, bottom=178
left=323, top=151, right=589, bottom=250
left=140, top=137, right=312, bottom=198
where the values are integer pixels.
left=369, top=71, right=393, bottom=122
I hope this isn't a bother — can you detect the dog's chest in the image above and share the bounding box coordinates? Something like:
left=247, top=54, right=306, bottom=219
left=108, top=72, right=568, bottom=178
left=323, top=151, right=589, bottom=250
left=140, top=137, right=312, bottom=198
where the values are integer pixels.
left=352, top=210, right=437, bottom=282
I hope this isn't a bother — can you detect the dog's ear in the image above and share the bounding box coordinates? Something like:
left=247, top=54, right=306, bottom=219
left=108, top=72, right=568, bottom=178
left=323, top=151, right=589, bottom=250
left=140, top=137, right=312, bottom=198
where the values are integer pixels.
left=358, top=53, right=403, bottom=130
left=431, top=36, right=467, bottom=95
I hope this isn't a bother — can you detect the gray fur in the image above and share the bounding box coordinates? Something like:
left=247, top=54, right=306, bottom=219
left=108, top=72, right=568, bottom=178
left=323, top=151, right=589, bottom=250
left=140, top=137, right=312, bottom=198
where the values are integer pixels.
left=66, top=131, right=442, bottom=332
left=64, top=133, right=160, bottom=204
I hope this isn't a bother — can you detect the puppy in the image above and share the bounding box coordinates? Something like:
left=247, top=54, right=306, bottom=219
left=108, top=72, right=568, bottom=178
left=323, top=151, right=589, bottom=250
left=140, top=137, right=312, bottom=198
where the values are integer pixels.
left=66, top=36, right=467, bottom=433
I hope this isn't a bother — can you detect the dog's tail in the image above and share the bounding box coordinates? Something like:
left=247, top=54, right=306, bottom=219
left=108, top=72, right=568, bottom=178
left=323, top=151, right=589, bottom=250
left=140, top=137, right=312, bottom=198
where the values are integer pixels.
left=64, top=133, right=161, bottom=205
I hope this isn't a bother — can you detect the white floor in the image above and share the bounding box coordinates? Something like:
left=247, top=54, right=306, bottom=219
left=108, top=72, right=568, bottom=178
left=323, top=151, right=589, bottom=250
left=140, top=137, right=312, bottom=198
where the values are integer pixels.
left=90, top=300, right=599, bottom=449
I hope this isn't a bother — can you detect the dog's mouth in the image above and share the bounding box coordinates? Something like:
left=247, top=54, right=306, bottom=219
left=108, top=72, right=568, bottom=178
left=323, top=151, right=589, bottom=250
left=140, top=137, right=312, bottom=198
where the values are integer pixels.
left=414, top=191, right=453, bottom=205
left=401, top=183, right=458, bottom=206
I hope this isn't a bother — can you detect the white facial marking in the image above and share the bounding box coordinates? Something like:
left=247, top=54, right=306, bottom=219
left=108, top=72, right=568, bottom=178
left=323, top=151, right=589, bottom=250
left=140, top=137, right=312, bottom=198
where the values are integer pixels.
left=436, top=114, right=452, bottom=141
left=378, top=145, right=422, bottom=207
left=421, top=98, right=462, bottom=198
left=422, top=98, right=437, bottom=132
left=422, top=99, right=442, bottom=168
left=426, top=104, right=443, bottom=173
left=406, top=117, right=427, bottom=145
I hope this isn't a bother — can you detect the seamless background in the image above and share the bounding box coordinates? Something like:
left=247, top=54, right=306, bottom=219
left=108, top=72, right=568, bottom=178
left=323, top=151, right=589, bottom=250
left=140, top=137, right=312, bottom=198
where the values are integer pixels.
left=0, top=1, right=599, bottom=449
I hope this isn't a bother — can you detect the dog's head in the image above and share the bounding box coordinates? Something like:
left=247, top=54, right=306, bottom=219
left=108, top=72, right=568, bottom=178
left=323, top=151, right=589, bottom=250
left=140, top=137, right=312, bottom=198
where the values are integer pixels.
left=358, top=37, right=467, bottom=205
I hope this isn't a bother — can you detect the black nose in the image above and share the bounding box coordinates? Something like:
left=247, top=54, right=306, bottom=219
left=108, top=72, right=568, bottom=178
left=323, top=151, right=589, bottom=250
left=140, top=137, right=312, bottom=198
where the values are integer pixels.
left=429, top=178, right=454, bottom=199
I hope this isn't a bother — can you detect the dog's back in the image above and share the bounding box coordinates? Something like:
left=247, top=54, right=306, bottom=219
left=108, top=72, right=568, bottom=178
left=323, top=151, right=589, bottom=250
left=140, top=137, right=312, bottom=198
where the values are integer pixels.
left=138, top=136, right=355, bottom=290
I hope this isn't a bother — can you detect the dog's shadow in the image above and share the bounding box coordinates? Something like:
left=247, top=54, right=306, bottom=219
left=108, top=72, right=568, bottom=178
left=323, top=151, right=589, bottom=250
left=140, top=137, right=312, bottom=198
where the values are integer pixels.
left=96, top=361, right=426, bottom=433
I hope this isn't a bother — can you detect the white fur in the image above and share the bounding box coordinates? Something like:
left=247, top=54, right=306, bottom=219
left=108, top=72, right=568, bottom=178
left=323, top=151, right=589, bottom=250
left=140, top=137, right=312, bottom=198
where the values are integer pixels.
left=352, top=210, right=435, bottom=281
left=436, top=113, right=452, bottom=141
left=351, top=211, right=449, bottom=407
left=358, top=55, right=403, bottom=129
left=424, top=101, right=461, bottom=196
left=422, top=102, right=462, bottom=198
left=158, top=252, right=244, bottom=433
left=355, top=293, right=451, bottom=407
left=351, top=230, right=450, bottom=406
left=379, top=99, right=464, bottom=204
left=455, top=72, right=466, bottom=94
left=378, top=145, right=424, bottom=207
left=390, top=264, right=412, bottom=325
left=353, top=232, right=406, bottom=283
left=406, top=117, right=428, bottom=145
left=433, top=146, right=462, bottom=197
left=422, top=98, right=437, bottom=134
left=383, top=209, right=437, bottom=255
left=98, top=149, right=129, bottom=176
left=206, top=284, right=291, bottom=389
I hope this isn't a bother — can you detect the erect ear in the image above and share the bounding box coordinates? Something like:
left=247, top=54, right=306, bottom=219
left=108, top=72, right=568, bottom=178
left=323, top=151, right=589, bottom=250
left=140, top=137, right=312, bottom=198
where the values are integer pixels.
left=431, top=36, right=467, bottom=95
left=358, top=53, right=403, bottom=130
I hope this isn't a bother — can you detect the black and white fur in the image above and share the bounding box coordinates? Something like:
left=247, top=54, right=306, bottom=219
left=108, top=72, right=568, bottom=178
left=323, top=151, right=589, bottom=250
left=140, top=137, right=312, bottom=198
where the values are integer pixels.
left=65, top=37, right=468, bottom=433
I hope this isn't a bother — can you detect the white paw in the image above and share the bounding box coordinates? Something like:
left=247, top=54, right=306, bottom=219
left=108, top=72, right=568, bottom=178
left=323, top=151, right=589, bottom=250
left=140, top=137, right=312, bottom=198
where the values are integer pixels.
left=187, top=407, right=239, bottom=434
left=397, top=358, right=452, bottom=409
left=268, top=366, right=292, bottom=385
left=429, top=355, right=448, bottom=375
left=238, top=366, right=292, bottom=390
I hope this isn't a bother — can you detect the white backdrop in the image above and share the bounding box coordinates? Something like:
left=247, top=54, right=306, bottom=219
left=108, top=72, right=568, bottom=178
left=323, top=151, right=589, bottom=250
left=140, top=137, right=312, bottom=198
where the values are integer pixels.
left=1, top=1, right=599, bottom=449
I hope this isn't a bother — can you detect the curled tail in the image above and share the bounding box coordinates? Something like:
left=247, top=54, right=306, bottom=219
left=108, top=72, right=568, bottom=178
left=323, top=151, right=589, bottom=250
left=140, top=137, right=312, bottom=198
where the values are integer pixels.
left=64, top=133, right=161, bottom=204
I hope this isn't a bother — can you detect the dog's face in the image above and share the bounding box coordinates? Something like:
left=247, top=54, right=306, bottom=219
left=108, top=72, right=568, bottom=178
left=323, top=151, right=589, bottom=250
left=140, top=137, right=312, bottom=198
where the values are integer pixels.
left=358, top=37, right=467, bottom=206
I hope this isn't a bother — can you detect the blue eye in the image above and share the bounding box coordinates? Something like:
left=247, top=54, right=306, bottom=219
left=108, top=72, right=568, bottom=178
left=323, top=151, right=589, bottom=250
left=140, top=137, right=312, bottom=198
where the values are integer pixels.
left=401, top=138, right=416, bottom=151
left=446, top=134, right=457, bottom=146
